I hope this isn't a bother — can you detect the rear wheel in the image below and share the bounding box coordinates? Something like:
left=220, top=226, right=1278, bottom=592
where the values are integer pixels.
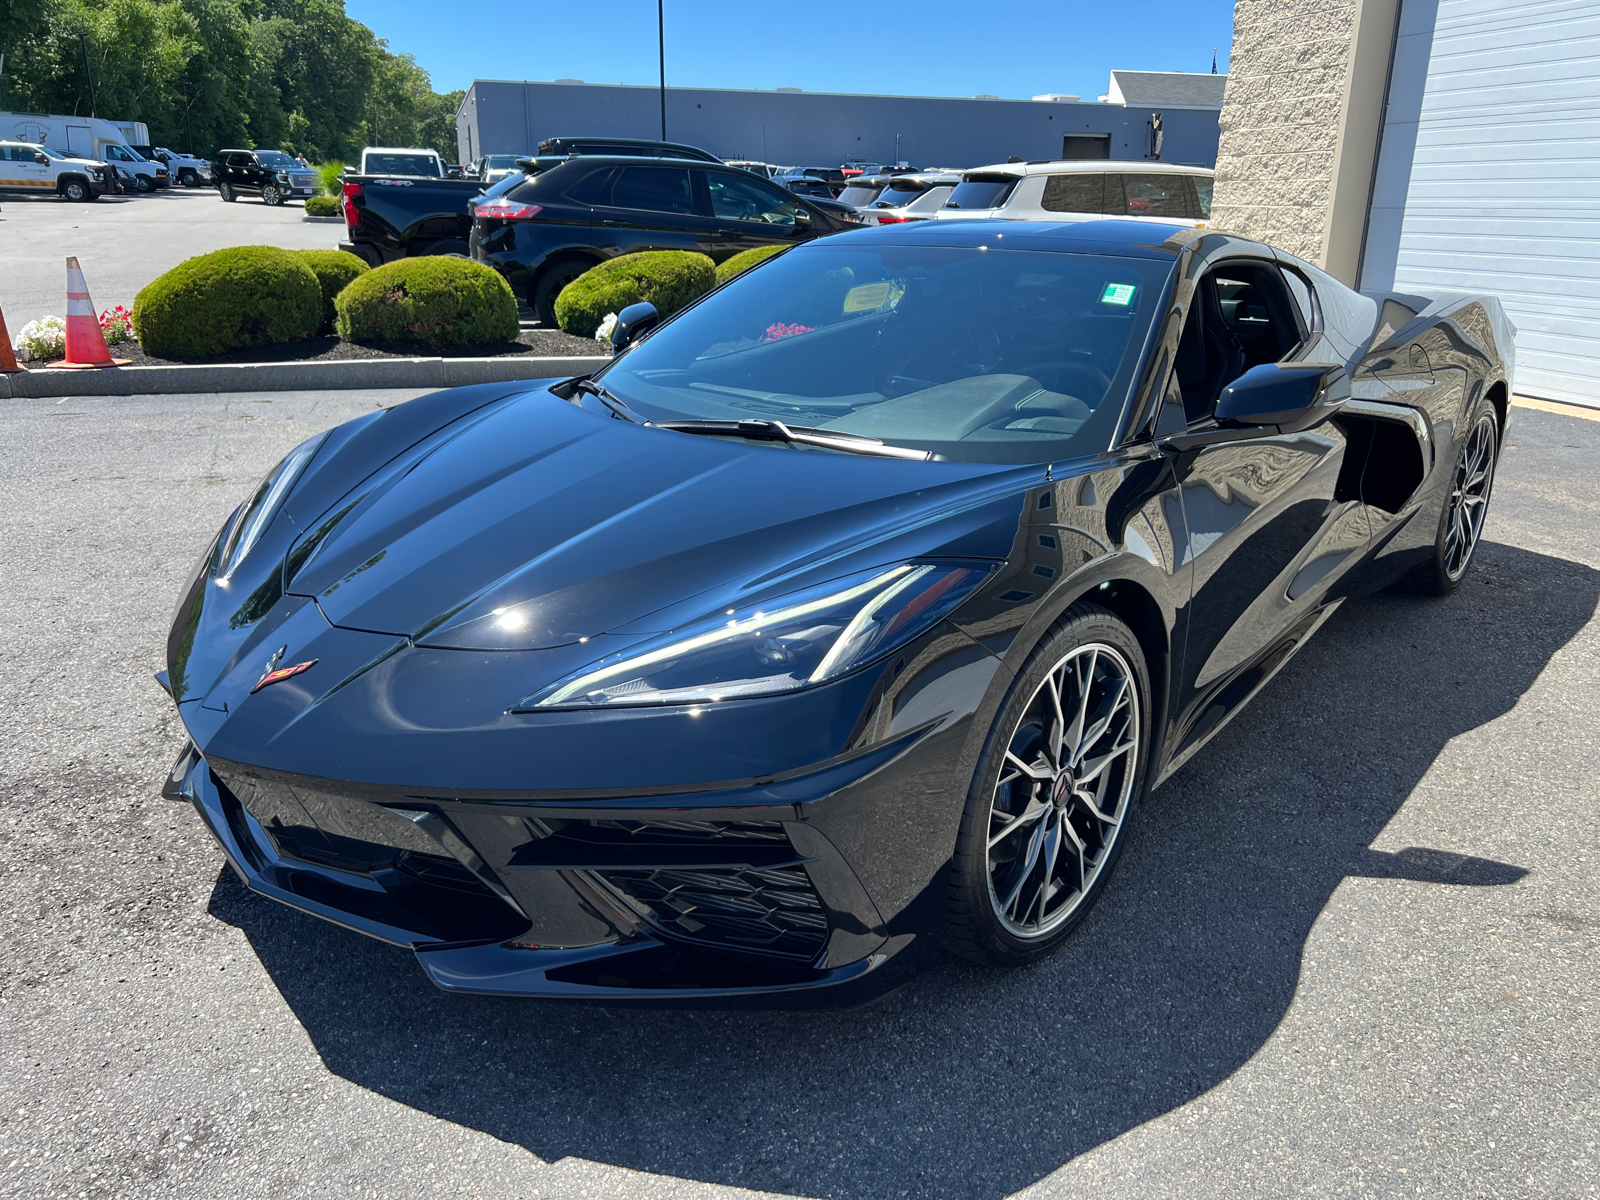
left=946, top=604, right=1151, bottom=966
left=1400, top=395, right=1499, bottom=596
left=219, top=181, right=236, bottom=202
left=532, top=257, right=592, bottom=328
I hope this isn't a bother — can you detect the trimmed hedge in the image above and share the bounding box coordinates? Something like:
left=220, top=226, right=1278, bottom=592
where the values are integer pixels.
left=554, top=251, right=715, bottom=338
left=334, top=256, right=518, bottom=348
left=303, top=194, right=340, bottom=217
left=294, top=248, right=368, bottom=332
left=715, top=244, right=787, bottom=285
left=132, top=245, right=321, bottom=357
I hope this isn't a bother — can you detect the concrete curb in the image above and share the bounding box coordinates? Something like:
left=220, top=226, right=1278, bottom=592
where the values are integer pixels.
left=0, top=355, right=610, bottom=399
left=301, top=214, right=344, bottom=224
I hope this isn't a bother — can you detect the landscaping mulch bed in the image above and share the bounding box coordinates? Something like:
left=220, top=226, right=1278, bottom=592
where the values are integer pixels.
left=31, top=327, right=603, bottom=368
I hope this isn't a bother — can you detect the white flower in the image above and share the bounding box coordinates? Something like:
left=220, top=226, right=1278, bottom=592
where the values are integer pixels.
left=14, top=316, right=67, bottom=362
left=594, top=312, right=619, bottom=347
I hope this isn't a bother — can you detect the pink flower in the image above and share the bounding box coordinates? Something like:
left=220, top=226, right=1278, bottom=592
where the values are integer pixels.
left=760, top=321, right=814, bottom=342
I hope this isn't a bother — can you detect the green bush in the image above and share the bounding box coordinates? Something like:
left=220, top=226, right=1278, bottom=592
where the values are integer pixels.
left=334, top=256, right=518, bottom=349
left=303, top=194, right=340, bottom=217
left=293, top=249, right=367, bottom=333
left=554, top=251, right=715, bottom=338
left=132, top=245, right=321, bottom=358
left=715, top=244, right=787, bottom=285
left=314, top=161, right=345, bottom=196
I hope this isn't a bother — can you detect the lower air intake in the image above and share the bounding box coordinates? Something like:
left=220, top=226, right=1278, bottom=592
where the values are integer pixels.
left=600, top=863, right=829, bottom=961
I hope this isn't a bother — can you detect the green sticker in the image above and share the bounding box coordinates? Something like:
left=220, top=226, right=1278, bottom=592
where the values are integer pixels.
left=1100, top=282, right=1137, bottom=307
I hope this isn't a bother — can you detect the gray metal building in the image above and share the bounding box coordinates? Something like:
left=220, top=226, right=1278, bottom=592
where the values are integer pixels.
left=454, top=72, right=1224, bottom=171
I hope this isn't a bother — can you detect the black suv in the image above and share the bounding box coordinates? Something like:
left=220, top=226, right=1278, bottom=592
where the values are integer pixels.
left=535, top=136, right=723, bottom=164
left=470, top=155, right=853, bottom=326
left=212, top=149, right=320, bottom=205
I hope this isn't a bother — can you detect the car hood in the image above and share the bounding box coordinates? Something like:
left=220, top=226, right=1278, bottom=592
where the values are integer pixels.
left=284, top=388, right=1032, bottom=651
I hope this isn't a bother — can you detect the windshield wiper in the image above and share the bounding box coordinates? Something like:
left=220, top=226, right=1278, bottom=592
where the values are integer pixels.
left=651, top=418, right=933, bottom=460
left=573, top=378, right=642, bottom=423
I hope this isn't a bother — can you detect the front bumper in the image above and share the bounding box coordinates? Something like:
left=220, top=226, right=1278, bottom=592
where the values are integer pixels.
left=167, top=730, right=944, bottom=1004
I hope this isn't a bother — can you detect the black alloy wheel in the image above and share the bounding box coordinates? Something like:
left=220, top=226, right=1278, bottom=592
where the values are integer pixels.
left=1402, top=394, right=1499, bottom=596
left=62, top=179, right=88, bottom=202
left=134, top=174, right=153, bottom=193
left=946, top=603, right=1151, bottom=966
left=261, top=184, right=283, bottom=207
left=532, top=258, right=592, bottom=328
left=219, top=181, right=236, bottom=202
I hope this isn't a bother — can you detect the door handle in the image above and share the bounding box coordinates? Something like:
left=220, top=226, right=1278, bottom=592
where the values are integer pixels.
left=600, top=219, right=624, bottom=226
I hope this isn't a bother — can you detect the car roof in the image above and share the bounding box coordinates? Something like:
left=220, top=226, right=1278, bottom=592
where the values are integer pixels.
left=962, top=160, right=1214, bottom=179
left=813, top=217, right=1205, bottom=259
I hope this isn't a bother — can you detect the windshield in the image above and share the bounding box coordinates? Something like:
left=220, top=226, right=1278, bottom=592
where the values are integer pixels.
left=944, top=178, right=1018, bottom=210
left=36, top=146, right=65, bottom=159
left=364, top=152, right=439, bottom=176
left=484, top=156, right=519, bottom=169
left=256, top=151, right=298, bottom=169
left=595, top=244, right=1167, bottom=465
left=836, top=184, right=883, bottom=206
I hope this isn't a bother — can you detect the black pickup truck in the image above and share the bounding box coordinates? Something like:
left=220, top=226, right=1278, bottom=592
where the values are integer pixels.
left=337, top=174, right=489, bottom=265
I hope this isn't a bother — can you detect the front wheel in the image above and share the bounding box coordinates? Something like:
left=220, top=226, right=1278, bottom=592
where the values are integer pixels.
left=61, top=179, right=89, bottom=202
left=134, top=174, right=153, bottom=193
left=219, top=181, right=236, bottom=202
left=179, top=169, right=198, bottom=187
left=261, top=184, right=283, bottom=206
left=1400, top=395, right=1499, bottom=596
left=945, top=603, right=1152, bottom=966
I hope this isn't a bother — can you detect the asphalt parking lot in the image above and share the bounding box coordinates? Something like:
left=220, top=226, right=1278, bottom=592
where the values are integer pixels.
left=0, top=188, right=340, bottom=333
left=0, top=390, right=1595, bottom=1200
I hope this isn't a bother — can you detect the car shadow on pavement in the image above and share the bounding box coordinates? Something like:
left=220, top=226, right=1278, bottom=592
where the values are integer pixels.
left=208, top=539, right=1598, bottom=1200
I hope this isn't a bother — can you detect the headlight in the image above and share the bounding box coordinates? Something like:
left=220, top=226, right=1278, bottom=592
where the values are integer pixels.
left=515, top=561, right=993, bottom=711
left=216, top=433, right=328, bottom=581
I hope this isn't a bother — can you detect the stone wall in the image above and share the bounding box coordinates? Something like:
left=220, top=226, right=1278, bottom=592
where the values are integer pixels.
left=1211, top=0, right=1360, bottom=262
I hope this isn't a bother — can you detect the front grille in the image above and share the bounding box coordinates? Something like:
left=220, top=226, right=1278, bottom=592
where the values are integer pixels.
left=600, top=862, right=829, bottom=961
left=584, top=818, right=790, bottom=843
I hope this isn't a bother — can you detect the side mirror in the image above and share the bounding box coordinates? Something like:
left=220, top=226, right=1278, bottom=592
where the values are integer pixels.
left=1215, top=363, right=1340, bottom=428
left=611, top=302, right=660, bottom=351
left=34, top=153, right=49, bottom=165
left=793, top=207, right=813, bottom=228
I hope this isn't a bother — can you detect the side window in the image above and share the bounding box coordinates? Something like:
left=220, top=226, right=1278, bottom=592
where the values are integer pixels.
left=1174, top=262, right=1305, bottom=425
left=1190, top=177, right=1213, bottom=219
left=609, top=166, right=697, bottom=215
left=707, top=171, right=799, bottom=225
left=1040, top=173, right=1104, bottom=214
left=1109, top=174, right=1192, bottom=219
left=563, top=167, right=614, bottom=205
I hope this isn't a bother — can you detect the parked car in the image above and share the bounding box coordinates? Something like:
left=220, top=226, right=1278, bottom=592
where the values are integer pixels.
left=130, top=144, right=211, bottom=187
left=213, top=149, right=320, bottom=205
left=536, top=136, right=723, bottom=164
left=359, top=146, right=446, bottom=178
left=339, top=171, right=488, bottom=265
left=96, top=141, right=166, bottom=191
left=840, top=162, right=883, bottom=178
left=936, top=161, right=1213, bottom=225
left=473, top=154, right=524, bottom=186
left=862, top=172, right=961, bottom=224
left=835, top=177, right=887, bottom=208
left=724, top=160, right=782, bottom=178
left=159, top=218, right=1514, bottom=1002
left=0, top=140, right=112, bottom=201
left=470, top=155, right=854, bottom=325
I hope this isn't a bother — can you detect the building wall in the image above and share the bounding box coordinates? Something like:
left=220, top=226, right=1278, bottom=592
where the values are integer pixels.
left=455, top=81, right=1221, bottom=172
left=1210, top=0, right=1361, bottom=260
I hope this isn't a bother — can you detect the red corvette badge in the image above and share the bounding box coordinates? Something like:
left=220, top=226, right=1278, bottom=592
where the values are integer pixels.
left=251, top=659, right=318, bottom=693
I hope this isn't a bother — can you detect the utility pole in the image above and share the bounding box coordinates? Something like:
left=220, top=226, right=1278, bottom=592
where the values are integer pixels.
left=78, top=34, right=97, bottom=118
left=658, top=0, right=667, bottom=141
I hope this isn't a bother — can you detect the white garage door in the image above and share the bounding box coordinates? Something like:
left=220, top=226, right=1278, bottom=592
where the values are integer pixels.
left=1364, top=0, right=1600, bottom=406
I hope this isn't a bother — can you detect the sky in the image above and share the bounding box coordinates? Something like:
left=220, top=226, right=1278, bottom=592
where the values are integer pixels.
left=345, top=0, right=1236, bottom=101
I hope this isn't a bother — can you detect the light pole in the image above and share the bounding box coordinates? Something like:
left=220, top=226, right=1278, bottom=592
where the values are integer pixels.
left=658, top=0, right=667, bottom=141
left=78, top=33, right=97, bottom=118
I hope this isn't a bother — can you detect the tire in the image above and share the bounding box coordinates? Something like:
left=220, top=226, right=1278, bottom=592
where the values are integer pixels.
left=134, top=174, right=153, bottom=193
left=261, top=184, right=283, bottom=207
left=61, top=179, right=89, bottom=202
left=532, top=258, right=592, bottom=328
left=219, top=181, right=236, bottom=202
left=179, top=169, right=198, bottom=187
left=1399, top=394, right=1499, bottom=596
left=945, top=603, right=1152, bottom=967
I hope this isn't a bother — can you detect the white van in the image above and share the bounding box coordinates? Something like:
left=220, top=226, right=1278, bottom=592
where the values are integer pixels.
left=935, top=160, right=1213, bottom=227
left=0, top=111, right=166, bottom=190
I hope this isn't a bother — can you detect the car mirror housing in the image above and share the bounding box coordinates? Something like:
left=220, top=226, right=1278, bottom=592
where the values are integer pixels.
left=1215, top=363, right=1340, bottom=428
left=611, top=302, right=660, bottom=351
left=35, top=152, right=49, bottom=165
left=794, top=207, right=813, bottom=228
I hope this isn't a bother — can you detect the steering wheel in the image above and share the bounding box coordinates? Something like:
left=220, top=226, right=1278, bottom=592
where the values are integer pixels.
left=1010, top=359, right=1112, bottom=400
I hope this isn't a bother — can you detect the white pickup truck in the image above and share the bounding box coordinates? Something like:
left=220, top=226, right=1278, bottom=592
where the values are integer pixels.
left=358, top=146, right=446, bottom=177
left=0, top=140, right=113, bottom=201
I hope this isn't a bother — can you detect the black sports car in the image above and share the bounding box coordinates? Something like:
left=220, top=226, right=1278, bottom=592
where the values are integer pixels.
left=161, top=220, right=1514, bottom=1002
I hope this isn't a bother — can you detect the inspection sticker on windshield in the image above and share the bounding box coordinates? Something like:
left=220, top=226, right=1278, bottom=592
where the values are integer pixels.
left=1100, top=282, right=1137, bottom=307
left=843, top=282, right=892, bottom=312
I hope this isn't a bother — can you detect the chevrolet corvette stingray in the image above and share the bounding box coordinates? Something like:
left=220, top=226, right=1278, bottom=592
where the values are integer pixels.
left=160, top=220, right=1513, bottom=1002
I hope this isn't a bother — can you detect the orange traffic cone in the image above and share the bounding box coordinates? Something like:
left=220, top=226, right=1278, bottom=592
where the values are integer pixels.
left=59, top=256, right=128, bottom=369
left=0, top=304, right=25, bottom=374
